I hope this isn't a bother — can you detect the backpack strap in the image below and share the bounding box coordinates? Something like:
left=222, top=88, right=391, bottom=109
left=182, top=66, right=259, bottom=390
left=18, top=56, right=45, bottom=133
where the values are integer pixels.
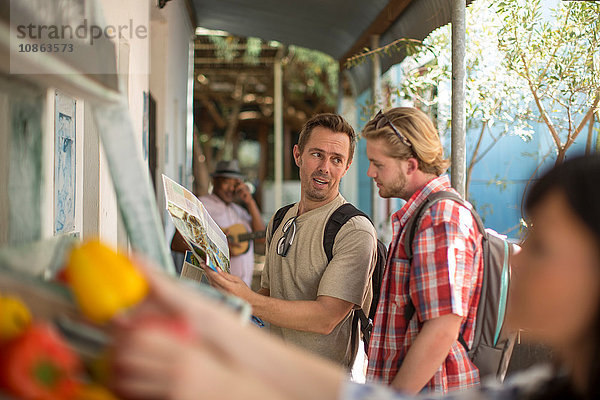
left=403, top=191, right=486, bottom=329
left=323, top=203, right=375, bottom=352
left=269, top=204, right=295, bottom=242
left=323, top=203, right=372, bottom=262
left=404, top=191, right=486, bottom=261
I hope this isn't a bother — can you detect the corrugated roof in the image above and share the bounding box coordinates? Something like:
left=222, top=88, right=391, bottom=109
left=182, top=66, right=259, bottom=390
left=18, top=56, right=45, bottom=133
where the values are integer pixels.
left=191, top=0, right=459, bottom=94
left=347, top=0, right=459, bottom=94
left=193, top=0, right=389, bottom=60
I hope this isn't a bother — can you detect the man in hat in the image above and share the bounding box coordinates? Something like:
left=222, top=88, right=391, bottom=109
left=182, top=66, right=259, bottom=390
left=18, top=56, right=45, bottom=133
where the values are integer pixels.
left=172, top=160, right=265, bottom=286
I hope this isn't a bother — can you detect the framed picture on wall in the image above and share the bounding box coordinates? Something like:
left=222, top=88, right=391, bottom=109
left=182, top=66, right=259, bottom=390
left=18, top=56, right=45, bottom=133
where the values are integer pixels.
left=54, top=91, right=76, bottom=235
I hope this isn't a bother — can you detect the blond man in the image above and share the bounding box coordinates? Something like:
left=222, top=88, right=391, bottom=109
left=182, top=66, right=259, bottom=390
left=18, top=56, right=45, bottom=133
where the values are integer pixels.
left=364, top=108, right=484, bottom=393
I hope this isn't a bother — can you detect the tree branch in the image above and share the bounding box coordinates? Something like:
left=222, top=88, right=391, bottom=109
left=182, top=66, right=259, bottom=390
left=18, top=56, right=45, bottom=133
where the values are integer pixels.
left=215, top=74, right=246, bottom=161
left=567, top=104, right=573, bottom=140
left=586, top=110, right=595, bottom=155
left=344, top=38, right=429, bottom=69
left=521, top=54, right=563, bottom=150
left=475, top=129, right=507, bottom=165
left=564, top=90, right=600, bottom=150
left=466, top=121, right=488, bottom=197
left=536, top=6, right=569, bottom=88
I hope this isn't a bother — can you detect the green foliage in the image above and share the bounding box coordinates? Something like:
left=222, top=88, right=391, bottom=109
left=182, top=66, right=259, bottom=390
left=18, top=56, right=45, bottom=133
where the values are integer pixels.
left=209, top=35, right=264, bottom=65
left=381, top=0, right=598, bottom=187
left=384, top=0, right=534, bottom=199
left=497, top=0, right=600, bottom=161
left=486, top=174, right=509, bottom=192
left=344, top=38, right=433, bottom=69
left=207, top=35, right=338, bottom=107
left=398, top=1, right=534, bottom=144
left=209, top=35, right=240, bottom=62
left=243, top=37, right=263, bottom=65
left=285, top=45, right=339, bottom=106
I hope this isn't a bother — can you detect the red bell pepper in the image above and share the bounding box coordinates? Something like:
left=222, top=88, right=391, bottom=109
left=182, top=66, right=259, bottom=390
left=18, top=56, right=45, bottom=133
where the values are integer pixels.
left=0, top=322, right=81, bottom=400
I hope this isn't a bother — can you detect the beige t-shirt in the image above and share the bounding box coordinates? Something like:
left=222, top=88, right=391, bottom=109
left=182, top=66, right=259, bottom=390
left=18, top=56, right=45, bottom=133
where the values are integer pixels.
left=261, top=194, right=377, bottom=368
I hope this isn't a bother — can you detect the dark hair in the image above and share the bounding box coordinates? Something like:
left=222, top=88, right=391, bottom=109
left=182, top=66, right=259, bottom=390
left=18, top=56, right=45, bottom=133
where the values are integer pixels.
left=297, top=113, right=356, bottom=164
left=525, top=154, right=600, bottom=400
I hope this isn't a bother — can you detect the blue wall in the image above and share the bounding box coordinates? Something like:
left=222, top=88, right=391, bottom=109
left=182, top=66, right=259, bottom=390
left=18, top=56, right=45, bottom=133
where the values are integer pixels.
left=356, top=90, right=373, bottom=216
left=462, top=120, right=596, bottom=236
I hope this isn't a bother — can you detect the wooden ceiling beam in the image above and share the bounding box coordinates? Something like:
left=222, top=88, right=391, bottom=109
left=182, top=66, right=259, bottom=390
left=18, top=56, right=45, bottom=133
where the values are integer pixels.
left=195, top=69, right=272, bottom=76
left=195, top=58, right=276, bottom=64
left=197, top=94, right=227, bottom=129
left=194, top=43, right=278, bottom=51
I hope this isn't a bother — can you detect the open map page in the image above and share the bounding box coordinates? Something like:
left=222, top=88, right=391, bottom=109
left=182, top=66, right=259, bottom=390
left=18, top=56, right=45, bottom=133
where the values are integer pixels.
left=162, top=175, right=230, bottom=274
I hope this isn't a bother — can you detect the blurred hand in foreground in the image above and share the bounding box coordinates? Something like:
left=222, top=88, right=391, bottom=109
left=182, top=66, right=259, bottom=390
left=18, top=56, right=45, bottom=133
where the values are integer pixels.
left=109, top=258, right=343, bottom=400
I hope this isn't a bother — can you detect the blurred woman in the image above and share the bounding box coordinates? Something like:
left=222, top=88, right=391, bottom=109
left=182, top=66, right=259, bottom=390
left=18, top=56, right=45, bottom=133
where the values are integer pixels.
left=111, top=154, right=600, bottom=400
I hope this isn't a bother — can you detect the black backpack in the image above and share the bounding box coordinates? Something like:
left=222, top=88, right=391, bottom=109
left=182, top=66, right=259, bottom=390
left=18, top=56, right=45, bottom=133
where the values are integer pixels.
left=271, top=203, right=387, bottom=351
left=403, top=191, right=517, bottom=382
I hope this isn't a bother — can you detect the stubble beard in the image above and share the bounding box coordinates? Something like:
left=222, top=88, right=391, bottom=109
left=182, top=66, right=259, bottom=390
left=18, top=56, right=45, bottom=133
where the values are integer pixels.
left=306, top=185, right=326, bottom=200
left=308, top=175, right=330, bottom=201
left=379, top=173, right=409, bottom=199
left=302, top=171, right=336, bottom=202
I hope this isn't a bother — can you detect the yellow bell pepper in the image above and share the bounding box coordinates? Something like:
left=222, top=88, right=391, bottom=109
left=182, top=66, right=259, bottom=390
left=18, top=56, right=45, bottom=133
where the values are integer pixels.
left=65, top=240, right=148, bottom=324
left=0, top=294, right=32, bottom=341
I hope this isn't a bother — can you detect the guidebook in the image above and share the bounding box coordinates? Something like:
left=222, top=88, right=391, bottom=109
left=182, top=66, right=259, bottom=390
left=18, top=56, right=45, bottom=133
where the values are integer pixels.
left=162, top=175, right=230, bottom=274
left=181, top=250, right=210, bottom=285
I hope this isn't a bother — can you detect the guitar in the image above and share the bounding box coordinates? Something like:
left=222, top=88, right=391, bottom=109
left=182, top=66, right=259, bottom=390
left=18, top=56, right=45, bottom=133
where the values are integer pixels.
left=223, top=224, right=266, bottom=257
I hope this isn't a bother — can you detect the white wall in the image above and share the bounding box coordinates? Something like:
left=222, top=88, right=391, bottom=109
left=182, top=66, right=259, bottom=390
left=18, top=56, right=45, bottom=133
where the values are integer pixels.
left=0, top=0, right=193, bottom=252
left=82, top=103, right=100, bottom=240
left=339, top=95, right=359, bottom=206
left=29, top=0, right=193, bottom=248
left=91, top=0, right=151, bottom=248
left=149, top=0, right=195, bottom=242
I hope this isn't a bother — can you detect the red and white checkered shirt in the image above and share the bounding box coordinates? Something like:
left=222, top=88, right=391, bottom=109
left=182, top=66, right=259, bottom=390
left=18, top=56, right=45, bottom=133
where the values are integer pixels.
left=366, top=175, right=483, bottom=393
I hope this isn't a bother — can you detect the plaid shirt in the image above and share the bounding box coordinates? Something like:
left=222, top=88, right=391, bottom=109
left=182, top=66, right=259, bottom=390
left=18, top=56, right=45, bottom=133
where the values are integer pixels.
left=366, top=175, right=483, bottom=393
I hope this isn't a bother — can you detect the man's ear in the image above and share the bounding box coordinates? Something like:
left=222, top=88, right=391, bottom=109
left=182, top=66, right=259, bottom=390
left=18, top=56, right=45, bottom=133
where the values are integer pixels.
left=406, top=158, right=419, bottom=175
left=293, top=144, right=302, bottom=167
left=342, top=157, right=353, bottom=176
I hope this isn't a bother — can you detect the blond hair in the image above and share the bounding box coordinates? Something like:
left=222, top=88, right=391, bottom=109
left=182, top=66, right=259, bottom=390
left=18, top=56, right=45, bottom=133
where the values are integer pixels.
left=362, top=107, right=450, bottom=175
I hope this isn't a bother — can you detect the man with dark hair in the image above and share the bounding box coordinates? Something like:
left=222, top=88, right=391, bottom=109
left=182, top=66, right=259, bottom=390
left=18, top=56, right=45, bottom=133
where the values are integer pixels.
left=206, top=113, right=377, bottom=369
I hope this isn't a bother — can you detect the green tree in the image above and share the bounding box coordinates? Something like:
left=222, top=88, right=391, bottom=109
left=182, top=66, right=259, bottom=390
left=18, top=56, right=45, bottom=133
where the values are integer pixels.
left=497, top=0, right=600, bottom=164
left=397, top=0, right=533, bottom=195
